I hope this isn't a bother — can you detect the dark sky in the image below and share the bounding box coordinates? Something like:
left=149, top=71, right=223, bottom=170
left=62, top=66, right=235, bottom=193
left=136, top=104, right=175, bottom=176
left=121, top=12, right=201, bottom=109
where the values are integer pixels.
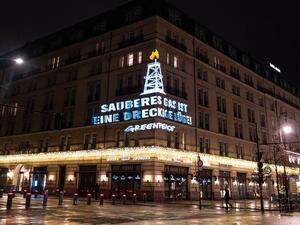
left=1, top=0, right=299, bottom=85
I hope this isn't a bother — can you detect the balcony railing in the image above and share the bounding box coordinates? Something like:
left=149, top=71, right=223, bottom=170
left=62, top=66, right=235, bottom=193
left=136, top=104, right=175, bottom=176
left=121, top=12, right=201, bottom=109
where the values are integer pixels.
left=166, top=36, right=187, bottom=52
left=166, top=87, right=188, bottom=100
left=195, top=52, right=209, bottom=64
left=118, top=35, right=144, bottom=49
left=116, top=86, right=141, bottom=97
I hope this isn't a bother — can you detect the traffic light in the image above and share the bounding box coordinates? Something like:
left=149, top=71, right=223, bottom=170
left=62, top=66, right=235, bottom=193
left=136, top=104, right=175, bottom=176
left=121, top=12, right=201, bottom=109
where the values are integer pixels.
left=54, top=113, right=65, bottom=130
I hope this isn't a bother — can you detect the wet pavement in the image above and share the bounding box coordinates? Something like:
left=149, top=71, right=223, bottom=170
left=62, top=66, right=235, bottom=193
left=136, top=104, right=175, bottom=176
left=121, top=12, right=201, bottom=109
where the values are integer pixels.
left=0, top=195, right=300, bottom=224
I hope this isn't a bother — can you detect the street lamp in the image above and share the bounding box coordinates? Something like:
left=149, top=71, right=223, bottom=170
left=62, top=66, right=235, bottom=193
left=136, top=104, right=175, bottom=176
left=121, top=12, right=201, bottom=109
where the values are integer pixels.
left=13, top=57, right=24, bottom=65
left=0, top=57, right=25, bottom=65
left=282, top=125, right=293, bottom=135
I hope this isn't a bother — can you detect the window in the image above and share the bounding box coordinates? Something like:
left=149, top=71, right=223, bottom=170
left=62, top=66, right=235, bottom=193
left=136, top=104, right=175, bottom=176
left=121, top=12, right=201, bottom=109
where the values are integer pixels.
left=127, top=53, right=134, bottom=66
left=216, top=77, right=225, bottom=89
left=249, top=126, right=257, bottom=142
left=84, top=133, right=97, bottom=150
left=64, top=87, right=76, bottom=107
left=198, top=111, right=210, bottom=130
left=181, top=59, right=186, bottom=72
left=199, top=137, right=210, bottom=153
left=270, top=100, right=275, bottom=111
left=244, top=74, right=253, bottom=86
left=219, top=142, right=228, bottom=156
left=234, top=122, right=243, bottom=139
left=49, top=56, right=60, bottom=69
left=173, top=56, right=178, bottom=68
left=64, top=110, right=74, bottom=128
left=43, top=93, right=54, bottom=111
left=217, top=96, right=226, bottom=113
left=38, top=139, right=49, bottom=153
left=233, top=103, right=242, bottom=119
left=258, top=97, right=264, bottom=107
left=87, top=81, right=101, bottom=103
left=232, top=85, right=240, bottom=96
left=260, top=114, right=266, bottom=127
left=236, top=145, right=244, bottom=159
left=246, top=91, right=254, bottom=102
left=261, top=132, right=267, bottom=144
left=229, top=66, right=240, bottom=79
left=197, top=68, right=208, bottom=81
left=137, top=51, right=143, bottom=64
left=60, top=135, right=71, bottom=151
left=198, top=88, right=209, bottom=107
left=218, top=117, right=227, bottom=134
left=166, top=52, right=170, bottom=65
left=119, top=56, right=125, bottom=68
left=247, top=108, right=255, bottom=123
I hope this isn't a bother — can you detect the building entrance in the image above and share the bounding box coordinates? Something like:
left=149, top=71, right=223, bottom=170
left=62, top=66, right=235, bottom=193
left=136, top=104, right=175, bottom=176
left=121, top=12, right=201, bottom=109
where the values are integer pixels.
left=31, top=166, right=47, bottom=193
left=78, top=165, right=97, bottom=196
left=164, top=165, right=189, bottom=200
left=111, top=164, right=141, bottom=199
left=199, top=169, right=213, bottom=200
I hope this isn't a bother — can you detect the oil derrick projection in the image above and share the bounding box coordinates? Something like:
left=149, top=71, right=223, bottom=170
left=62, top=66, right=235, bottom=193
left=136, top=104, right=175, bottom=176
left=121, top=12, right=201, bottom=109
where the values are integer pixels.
left=141, top=50, right=166, bottom=95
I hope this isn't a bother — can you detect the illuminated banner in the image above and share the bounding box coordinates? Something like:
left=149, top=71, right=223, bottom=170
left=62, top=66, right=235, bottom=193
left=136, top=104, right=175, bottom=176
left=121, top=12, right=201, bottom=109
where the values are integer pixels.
left=92, top=95, right=192, bottom=125
left=92, top=50, right=192, bottom=132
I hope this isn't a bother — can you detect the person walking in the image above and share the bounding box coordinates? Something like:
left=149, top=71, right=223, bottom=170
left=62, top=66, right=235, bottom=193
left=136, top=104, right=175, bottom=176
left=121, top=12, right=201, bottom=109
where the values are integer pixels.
left=224, top=186, right=233, bottom=210
left=95, top=183, right=100, bottom=200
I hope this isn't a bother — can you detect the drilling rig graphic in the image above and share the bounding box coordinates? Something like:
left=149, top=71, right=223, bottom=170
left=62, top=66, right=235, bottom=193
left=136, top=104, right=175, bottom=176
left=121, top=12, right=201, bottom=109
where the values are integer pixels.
left=141, top=49, right=166, bottom=95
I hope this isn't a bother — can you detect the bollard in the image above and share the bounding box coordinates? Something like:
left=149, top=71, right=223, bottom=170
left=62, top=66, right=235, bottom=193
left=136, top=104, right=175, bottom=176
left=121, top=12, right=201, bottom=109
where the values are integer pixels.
left=58, top=191, right=64, bottom=205
left=0, top=189, right=4, bottom=198
left=143, top=193, right=147, bottom=203
left=43, top=190, right=48, bottom=207
left=73, top=193, right=78, bottom=205
left=133, top=193, right=137, bottom=204
left=23, top=189, right=27, bottom=198
left=122, top=194, right=126, bottom=205
left=111, top=194, right=116, bottom=205
left=6, top=193, right=13, bottom=210
left=25, top=193, right=31, bottom=210
left=34, top=189, right=38, bottom=198
left=87, top=193, right=92, bottom=205
left=99, top=194, right=104, bottom=206
left=12, top=190, right=16, bottom=198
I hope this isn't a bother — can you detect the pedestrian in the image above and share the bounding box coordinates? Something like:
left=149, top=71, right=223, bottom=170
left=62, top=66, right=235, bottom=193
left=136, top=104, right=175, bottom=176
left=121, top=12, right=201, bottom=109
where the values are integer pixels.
left=95, top=182, right=100, bottom=200
left=224, top=186, right=232, bottom=210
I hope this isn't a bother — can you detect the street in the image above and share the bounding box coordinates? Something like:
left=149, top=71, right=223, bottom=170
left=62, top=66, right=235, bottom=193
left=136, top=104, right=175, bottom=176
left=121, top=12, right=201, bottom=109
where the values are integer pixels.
left=1, top=195, right=300, bottom=224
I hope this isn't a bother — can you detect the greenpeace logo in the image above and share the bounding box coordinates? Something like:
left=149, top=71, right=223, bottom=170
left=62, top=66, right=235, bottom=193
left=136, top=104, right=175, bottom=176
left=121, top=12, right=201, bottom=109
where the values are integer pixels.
left=124, top=123, right=175, bottom=133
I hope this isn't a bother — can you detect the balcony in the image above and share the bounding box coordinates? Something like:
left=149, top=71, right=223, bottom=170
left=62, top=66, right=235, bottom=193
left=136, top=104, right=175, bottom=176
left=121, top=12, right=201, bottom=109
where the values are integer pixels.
left=166, top=36, right=187, bottom=52
left=166, top=87, right=188, bottom=100
left=65, top=55, right=81, bottom=65
left=118, top=35, right=144, bottom=49
left=195, top=52, right=209, bottom=64
left=87, top=48, right=105, bottom=59
left=116, top=86, right=141, bottom=97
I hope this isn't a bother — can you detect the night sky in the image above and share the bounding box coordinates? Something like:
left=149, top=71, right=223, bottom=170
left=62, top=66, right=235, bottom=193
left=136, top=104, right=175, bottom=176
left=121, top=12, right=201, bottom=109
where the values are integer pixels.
left=1, top=0, right=299, bottom=85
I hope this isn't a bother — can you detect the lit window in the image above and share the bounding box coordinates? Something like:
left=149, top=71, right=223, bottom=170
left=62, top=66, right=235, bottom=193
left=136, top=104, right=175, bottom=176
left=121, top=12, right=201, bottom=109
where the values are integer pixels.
left=128, top=53, right=134, bottom=66
left=119, top=56, right=125, bottom=68
left=166, top=53, right=170, bottom=65
left=138, top=51, right=142, bottom=64
left=174, top=56, right=178, bottom=68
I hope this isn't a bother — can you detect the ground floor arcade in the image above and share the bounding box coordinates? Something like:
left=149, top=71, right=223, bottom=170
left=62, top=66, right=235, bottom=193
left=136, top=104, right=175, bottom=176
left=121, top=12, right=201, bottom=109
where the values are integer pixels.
left=0, top=147, right=299, bottom=201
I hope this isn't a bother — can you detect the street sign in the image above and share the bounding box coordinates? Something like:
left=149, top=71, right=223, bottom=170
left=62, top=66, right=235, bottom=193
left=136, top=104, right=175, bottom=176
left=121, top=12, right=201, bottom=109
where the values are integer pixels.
left=263, top=166, right=272, bottom=175
left=197, top=159, right=203, bottom=168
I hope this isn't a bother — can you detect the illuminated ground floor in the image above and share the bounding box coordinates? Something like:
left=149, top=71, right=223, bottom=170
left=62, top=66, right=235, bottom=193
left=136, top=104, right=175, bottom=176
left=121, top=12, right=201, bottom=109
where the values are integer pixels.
left=0, top=147, right=299, bottom=201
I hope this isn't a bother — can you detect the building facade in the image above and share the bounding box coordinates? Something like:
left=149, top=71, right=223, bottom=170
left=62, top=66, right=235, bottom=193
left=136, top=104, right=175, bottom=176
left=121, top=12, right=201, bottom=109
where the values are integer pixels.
left=0, top=0, right=300, bottom=201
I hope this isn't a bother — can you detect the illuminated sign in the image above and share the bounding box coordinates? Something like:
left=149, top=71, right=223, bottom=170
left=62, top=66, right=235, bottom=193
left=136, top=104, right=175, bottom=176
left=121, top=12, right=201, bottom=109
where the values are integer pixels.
left=269, top=63, right=281, bottom=73
left=124, top=122, right=175, bottom=133
left=92, top=50, right=192, bottom=132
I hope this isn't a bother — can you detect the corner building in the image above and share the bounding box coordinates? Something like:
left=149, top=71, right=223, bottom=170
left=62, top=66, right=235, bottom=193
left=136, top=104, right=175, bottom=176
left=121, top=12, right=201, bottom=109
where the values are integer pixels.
left=0, top=0, right=300, bottom=202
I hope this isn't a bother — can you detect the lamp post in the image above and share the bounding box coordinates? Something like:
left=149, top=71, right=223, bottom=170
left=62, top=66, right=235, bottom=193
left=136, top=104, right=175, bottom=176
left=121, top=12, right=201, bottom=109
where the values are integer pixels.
left=255, top=123, right=264, bottom=212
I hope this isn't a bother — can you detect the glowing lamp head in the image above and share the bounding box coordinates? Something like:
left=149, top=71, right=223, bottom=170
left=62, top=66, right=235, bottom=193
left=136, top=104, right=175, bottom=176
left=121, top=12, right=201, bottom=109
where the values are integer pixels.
left=282, top=125, right=293, bottom=134
left=149, top=49, right=159, bottom=61
left=14, top=57, right=24, bottom=65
